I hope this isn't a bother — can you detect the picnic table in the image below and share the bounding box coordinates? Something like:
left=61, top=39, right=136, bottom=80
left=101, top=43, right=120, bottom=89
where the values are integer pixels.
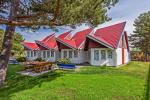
left=24, top=61, right=53, bottom=73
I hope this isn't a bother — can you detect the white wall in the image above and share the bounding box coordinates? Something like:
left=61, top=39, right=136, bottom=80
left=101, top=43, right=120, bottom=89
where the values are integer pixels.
left=114, top=48, right=130, bottom=66
left=61, top=49, right=87, bottom=64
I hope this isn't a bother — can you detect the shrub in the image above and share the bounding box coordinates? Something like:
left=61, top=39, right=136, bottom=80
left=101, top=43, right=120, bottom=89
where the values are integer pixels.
left=16, top=57, right=26, bottom=62
left=34, top=58, right=45, bottom=62
left=56, top=58, right=71, bottom=64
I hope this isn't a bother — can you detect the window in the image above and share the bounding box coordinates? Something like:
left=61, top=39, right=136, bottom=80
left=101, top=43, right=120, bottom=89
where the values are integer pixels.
left=43, top=51, right=46, bottom=58
left=94, top=50, right=99, bottom=61
left=63, top=51, right=67, bottom=58
left=101, top=50, right=106, bottom=60
left=51, top=50, right=54, bottom=57
left=47, top=51, right=50, bottom=58
left=38, top=51, right=41, bottom=57
left=108, top=50, right=112, bottom=58
left=27, top=51, right=30, bottom=57
left=74, top=50, right=78, bottom=57
left=69, top=51, right=72, bottom=58
left=31, top=51, right=33, bottom=57
left=34, top=51, right=37, bottom=57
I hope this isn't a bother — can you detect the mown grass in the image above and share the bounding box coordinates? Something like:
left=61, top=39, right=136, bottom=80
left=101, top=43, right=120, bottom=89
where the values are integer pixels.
left=0, top=61, right=149, bottom=100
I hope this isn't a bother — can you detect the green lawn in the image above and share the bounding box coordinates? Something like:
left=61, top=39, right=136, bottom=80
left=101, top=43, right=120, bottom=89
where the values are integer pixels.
left=0, top=62, right=149, bottom=100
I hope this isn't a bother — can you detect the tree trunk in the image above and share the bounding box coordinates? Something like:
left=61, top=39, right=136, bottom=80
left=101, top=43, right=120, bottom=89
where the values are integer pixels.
left=0, top=0, right=19, bottom=86
left=0, top=26, right=15, bottom=86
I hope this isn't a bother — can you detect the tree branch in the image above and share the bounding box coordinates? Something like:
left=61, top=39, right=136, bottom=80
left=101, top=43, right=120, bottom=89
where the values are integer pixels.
left=0, top=19, right=59, bottom=26
left=15, top=13, right=47, bottom=19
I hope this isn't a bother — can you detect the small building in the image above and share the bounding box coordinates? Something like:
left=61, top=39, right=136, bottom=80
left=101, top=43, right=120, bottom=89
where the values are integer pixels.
left=22, top=22, right=130, bottom=66
left=85, top=22, right=130, bottom=66
left=21, top=34, right=59, bottom=62
left=56, top=28, right=93, bottom=64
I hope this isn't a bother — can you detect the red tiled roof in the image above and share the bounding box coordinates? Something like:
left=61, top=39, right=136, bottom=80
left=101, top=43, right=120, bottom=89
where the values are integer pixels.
left=21, top=42, right=39, bottom=50
left=41, top=34, right=54, bottom=42
left=36, top=34, right=57, bottom=49
left=57, top=28, right=93, bottom=49
left=89, top=22, right=126, bottom=48
left=22, top=22, right=127, bottom=51
left=71, top=28, right=93, bottom=48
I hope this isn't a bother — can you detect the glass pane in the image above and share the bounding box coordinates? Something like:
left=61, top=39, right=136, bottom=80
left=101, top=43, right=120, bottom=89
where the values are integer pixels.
left=74, top=51, right=78, bottom=57
left=34, top=51, right=37, bottom=57
left=101, top=50, right=106, bottom=60
left=27, top=51, right=30, bottom=57
left=63, top=51, right=67, bottom=58
left=108, top=50, right=112, bottom=58
left=31, top=51, right=33, bottom=57
left=38, top=51, right=41, bottom=57
left=69, top=51, right=72, bottom=58
left=43, top=51, right=46, bottom=58
left=51, top=51, right=54, bottom=57
left=94, top=50, right=99, bottom=60
left=47, top=51, right=50, bottom=58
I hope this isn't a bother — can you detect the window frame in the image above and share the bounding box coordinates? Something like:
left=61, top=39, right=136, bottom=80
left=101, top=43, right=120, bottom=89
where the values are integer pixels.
left=27, top=51, right=30, bottom=57
left=47, top=51, right=50, bottom=58
left=34, top=51, right=37, bottom=57
left=74, top=50, right=78, bottom=58
left=108, top=50, right=113, bottom=59
left=63, top=51, right=67, bottom=58
left=94, top=50, right=99, bottom=61
left=69, top=51, right=72, bottom=58
left=43, top=51, right=46, bottom=58
left=51, top=50, right=54, bottom=57
left=101, top=50, right=106, bottom=60
left=31, top=51, right=33, bottom=57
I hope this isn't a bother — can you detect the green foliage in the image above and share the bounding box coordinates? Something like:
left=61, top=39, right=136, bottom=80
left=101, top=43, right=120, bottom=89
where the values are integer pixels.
left=34, top=58, right=45, bottom=62
left=129, top=11, right=150, bottom=58
left=0, top=0, right=118, bottom=27
left=56, top=58, right=71, bottom=64
left=16, top=57, right=26, bottom=62
left=0, top=29, right=24, bottom=56
left=32, top=0, right=118, bottom=26
left=0, top=62, right=149, bottom=99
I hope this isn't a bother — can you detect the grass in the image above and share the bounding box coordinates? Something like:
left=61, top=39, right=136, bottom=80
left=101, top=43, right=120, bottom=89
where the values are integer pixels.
left=0, top=61, right=149, bottom=100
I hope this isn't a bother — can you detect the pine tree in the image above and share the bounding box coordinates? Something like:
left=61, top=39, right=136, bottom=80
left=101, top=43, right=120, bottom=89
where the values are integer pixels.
left=129, top=11, right=150, bottom=61
left=0, top=0, right=118, bottom=86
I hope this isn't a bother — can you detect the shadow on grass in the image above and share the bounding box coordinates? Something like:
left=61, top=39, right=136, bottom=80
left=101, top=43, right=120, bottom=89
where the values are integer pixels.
left=145, top=64, right=150, bottom=100
left=0, top=65, right=63, bottom=100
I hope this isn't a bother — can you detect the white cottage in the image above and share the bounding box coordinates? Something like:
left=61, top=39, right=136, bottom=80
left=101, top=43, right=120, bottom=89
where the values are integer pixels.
left=56, top=28, right=93, bottom=64
left=21, top=34, right=59, bottom=62
left=84, top=22, right=130, bottom=66
left=22, top=22, right=130, bottom=66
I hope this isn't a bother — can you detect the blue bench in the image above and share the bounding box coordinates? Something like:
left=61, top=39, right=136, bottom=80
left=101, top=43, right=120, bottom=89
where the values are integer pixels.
left=57, top=64, right=76, bottom=69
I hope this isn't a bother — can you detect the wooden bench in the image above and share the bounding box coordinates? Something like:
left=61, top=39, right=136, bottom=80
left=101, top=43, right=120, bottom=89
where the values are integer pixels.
left=24, top=61, right=53, bottom=73
left=33, top=62, right=53, bottom=73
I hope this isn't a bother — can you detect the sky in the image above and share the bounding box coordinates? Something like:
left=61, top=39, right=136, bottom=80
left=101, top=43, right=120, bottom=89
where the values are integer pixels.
left=0, top=0, right=150, bottom=42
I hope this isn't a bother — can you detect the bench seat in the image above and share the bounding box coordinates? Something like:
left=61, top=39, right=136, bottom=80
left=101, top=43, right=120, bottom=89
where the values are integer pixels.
left=57, top=64, right=76, bottom=69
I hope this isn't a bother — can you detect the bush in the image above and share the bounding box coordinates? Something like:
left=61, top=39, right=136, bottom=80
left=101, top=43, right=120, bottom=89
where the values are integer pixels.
left=56, top=58, right=71, bottom=64
left=34, top=58, right=45, bottom=62
left=16, top=57, right=26, bottom=62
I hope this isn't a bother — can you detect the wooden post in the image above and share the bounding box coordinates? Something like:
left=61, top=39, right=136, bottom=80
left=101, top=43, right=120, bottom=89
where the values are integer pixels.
left=122, top=35, right=125, bottom=64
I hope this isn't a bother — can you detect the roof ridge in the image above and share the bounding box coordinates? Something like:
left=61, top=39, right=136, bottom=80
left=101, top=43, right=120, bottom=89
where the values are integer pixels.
left=97, top=21, right=126, bottom=30
left=44, top=33, right=55, bottom=42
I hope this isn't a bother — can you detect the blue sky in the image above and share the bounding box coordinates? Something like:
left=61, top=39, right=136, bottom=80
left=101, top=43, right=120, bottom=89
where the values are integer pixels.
left=0, top=0, right=150, bottom=42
